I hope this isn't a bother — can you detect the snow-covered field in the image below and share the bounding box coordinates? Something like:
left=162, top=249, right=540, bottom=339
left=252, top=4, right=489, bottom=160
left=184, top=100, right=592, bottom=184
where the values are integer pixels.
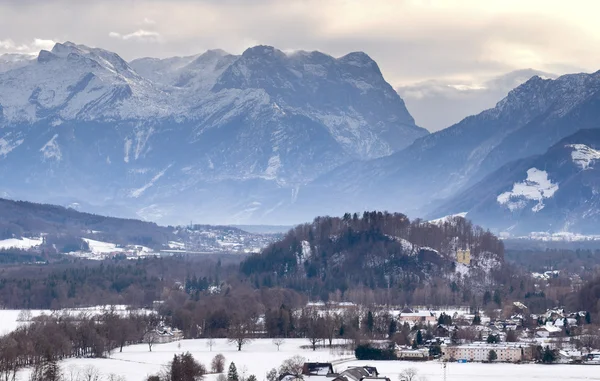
left=82, top=238, right=125, bottom=254
left=0, top=309, right=47, bottom=335
left=11, top=338, right=599, bottom=381
left=0, top=237, right=43, bottom=250
left=19, top=339, right=352, bottom=381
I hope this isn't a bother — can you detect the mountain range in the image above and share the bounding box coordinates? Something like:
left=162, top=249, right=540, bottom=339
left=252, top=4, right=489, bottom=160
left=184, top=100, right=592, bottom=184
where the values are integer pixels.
left=1, top=42, right=600, bottom=234
left=299, top=70, right=600, bottom=232
left=0, top=42, right=425, bottom=224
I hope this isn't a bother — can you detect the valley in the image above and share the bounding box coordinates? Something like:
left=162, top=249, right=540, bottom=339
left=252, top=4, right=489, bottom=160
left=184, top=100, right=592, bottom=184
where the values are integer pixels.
left=1, top=10, right=600, bottom=381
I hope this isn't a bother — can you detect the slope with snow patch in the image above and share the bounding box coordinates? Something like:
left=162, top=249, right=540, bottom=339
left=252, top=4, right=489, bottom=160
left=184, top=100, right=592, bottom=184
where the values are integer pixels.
left=497, top=168, right=558, bottom=212
left=566, top=144, right=600, bottom=170
left=0, top=237, right=43, bottom=250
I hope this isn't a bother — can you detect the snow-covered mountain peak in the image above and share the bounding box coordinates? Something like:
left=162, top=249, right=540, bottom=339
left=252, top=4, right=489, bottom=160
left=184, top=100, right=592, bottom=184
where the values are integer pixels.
left=0, top=41, right=171, bottom=123
left=492, top=72, right=600, bottom=120
left=338, top=51, right=377, bottom=68
left=241, top=45, right=287, bottom=60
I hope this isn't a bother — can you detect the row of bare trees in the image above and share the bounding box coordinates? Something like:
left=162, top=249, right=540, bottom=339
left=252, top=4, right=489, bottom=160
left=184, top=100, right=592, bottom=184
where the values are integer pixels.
left=0, top=310, right=160, bottom=381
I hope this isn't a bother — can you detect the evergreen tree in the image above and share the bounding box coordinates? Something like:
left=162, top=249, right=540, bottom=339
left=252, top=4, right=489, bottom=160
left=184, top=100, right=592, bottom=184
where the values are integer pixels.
left=228, top=362, right=239, bottom=381
left=247, top=375, right=257, bottom=381
left=429, top=343, right=442, bottom=357
left=416, top=330, right=423, bottom=345
left=388, top=319, right=397, bottom=338
left=493, top=290, right=502, bottom=306
left=366, top=311, right=374, bottom=333
left=472, top=314, right=481, bottom=325
left=411, top=340, right=418, bottom=349
left=542, top=347, right=557, bottom=363
left=42, top=358, right=62, bottom=381
left=585, top=311, right=592, bottom=324
left=483, top=291, right=492, bottom=306
left=488, top=350, right=498, bottom=362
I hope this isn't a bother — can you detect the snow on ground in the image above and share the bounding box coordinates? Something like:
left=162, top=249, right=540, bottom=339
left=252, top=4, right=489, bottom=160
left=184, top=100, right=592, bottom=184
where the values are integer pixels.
left=0, top=237, right=43, bottom=250
left=168, top=241, right=186, bottom=249
left=0, top=306, right=151, bottom=336
left=523, top=231, right=600, bottom=241
left=82, top=238, right=124, bottom=254
left=342, top=360, right=600, bottom=381
left=497, top=168, right=559, bottom=212
left=13, top=338, right=600, bottom=381
left=429, top=212, right=468, bottom=224
left=17, top=339, right=353, bottom=381
left=0, top=309, right=47, bottom=335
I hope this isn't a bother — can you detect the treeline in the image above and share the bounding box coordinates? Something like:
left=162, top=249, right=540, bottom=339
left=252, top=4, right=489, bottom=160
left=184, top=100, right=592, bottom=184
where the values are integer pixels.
left=241, top=212, right=504, bottom=298
left=573, top=275, right=600, bottom=319
left=0, top=310, right=160, bottom=381
left=0, top=248, right=49, bottom=264
left=0, top=255, right=239, bottom=309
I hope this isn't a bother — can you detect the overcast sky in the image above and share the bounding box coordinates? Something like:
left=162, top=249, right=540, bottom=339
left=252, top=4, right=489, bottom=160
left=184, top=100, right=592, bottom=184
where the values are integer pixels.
left=1, top=0, right=599, bottom=115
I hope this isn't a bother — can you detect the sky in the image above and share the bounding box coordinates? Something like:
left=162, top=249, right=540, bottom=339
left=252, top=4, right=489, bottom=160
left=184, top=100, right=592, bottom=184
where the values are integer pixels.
left=1, top=0, right=600, bottom=130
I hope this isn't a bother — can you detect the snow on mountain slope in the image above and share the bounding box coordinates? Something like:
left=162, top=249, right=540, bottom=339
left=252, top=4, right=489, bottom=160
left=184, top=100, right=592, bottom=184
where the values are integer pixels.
left=496, top=168, right=559, bottom=212
left=0, top=237, right=43, bottom=250
left=0, top=42, right=173, bottom=123
left=129, top=49, right=237, bottom=91
left=0, top=53, right=36, bottom=73
left=567, top=144, right=600, bottom=169
left=432, top=129, right=600, bottom=235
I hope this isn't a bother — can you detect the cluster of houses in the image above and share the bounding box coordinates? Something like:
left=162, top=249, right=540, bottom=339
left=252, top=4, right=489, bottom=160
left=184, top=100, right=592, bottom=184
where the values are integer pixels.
left=280, top=364, right=390, bottom=381
left=391, top=305, right=599, bottom=364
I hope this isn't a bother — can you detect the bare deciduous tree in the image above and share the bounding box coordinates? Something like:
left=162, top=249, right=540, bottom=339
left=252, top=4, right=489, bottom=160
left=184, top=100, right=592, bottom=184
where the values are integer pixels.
left=211, top=354, right=226, bottom=373
left=399, top=368, right=423, bottom=381
left=272, top=338, right=285, bottom=351
left=228, top=320, right=253, bottom=351
left=206, top=338, right=216, bottom=352
left=278, top=356, right=306, bottom=376
left=81, top=365, right=102, bottom=381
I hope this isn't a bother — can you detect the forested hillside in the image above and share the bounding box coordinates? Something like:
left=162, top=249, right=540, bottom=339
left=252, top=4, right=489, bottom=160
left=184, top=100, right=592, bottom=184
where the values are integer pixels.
left=241, top=212, right=505, bottom=301
left=0, top=198, right=173, bottom=247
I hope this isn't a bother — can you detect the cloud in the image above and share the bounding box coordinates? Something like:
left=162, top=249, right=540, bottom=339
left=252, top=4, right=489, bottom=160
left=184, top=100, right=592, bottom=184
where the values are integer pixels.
left=397, top=69, right=559, bottom=131
left=0, top=39, right=29, bottom=51
left=109, top=29, right=160, bottom=42
left=0, top=0, right=599, bottom=85
left=0, top=37, right=55, bottom=54
left=32, top=38, right=55, bottom=50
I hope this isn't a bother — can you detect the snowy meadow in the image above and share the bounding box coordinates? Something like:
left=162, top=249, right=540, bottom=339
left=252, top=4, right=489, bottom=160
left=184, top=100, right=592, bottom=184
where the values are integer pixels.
left=10, top=338, right=600, bottom=381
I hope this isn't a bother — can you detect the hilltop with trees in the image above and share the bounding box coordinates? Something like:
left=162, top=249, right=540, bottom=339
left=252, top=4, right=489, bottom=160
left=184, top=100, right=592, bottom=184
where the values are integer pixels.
left=241, top=211, right=505, bottom=302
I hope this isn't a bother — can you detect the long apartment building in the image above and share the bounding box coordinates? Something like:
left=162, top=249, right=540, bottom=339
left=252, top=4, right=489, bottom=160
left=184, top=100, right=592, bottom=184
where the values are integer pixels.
left=442, top=343, right=530, bottom=363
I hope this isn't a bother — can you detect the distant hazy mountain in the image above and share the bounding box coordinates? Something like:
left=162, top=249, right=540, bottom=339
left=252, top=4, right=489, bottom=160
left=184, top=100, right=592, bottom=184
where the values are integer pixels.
left=298, top=71, right=600, bottom=226
left=0, top=42, right=426, bottom=225
left=432, top=129, right=600, bottom=235
left=397, top=69, right=557, bottom=132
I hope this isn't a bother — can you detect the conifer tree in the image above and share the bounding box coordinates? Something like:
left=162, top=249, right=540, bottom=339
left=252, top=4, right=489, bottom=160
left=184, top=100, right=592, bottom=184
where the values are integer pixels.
left=228, top=362, right=239, bottom=381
